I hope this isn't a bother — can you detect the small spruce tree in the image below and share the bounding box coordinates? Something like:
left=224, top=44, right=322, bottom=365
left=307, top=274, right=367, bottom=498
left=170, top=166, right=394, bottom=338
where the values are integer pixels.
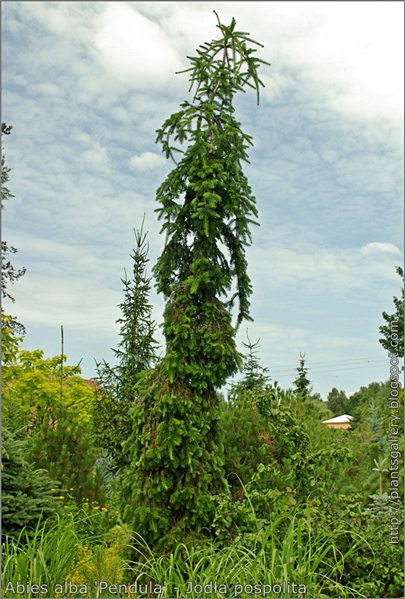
left=123, top=13, right=270, bottom=545
left=93, top=222, right=158, bottom=469
left=293, top=352, right=311, bottom=401
left=230, top=331, right=271, bottom=396
left=2, top=415, right=61, bottom=538
left=223, top=335, right=276, bottom=494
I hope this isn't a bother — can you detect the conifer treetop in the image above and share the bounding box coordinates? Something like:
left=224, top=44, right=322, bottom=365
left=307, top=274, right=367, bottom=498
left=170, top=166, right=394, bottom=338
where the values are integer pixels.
left=180, top=11, right=270, bottom=105
left=154, top=13, right=271, bottom=328
left=157, top=12, right=270, bottom=162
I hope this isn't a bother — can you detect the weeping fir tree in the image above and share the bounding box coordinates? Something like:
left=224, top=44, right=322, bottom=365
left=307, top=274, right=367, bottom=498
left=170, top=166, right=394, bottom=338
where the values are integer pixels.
left=122, top=13, right=270, bottom=545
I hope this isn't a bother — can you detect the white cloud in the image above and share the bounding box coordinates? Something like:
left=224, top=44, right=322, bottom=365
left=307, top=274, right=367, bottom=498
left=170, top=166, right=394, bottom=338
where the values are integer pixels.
left=29, top=82, right=65, bottom=97
left=254, top=1, right=404, bottom=120
left=14, top=274, right=120, bottom=332
left=360, top=242, right=403, bottom=256
left=81, top=147, right=110, bottom=169
left=93, top=4, right=183, bottom=90
left=2, top=1, right=402, bottom=395
left=248, top=234, right=403, bottom=300
left=73, top=132, right=111, bottom=169
left=129, top=151, right=165, bottom=171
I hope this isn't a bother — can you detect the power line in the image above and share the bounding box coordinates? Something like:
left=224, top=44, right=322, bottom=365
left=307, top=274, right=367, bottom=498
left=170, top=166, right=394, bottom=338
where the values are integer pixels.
left=271, top=355, right=386, bottom=370
left=271, top=361, right=388, bottom=379
left=267, top=356, right=386, bottom=376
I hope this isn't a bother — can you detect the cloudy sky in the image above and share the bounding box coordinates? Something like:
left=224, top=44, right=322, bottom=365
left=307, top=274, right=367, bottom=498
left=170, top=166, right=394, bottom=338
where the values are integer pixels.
left=2, top=1, right=404, bottom=398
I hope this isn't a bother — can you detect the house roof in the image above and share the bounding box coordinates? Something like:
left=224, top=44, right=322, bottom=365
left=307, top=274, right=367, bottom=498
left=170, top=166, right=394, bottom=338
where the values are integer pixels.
left=82, top=378, right=102, bottom=392
left=322, top=414, right=354, bottom=424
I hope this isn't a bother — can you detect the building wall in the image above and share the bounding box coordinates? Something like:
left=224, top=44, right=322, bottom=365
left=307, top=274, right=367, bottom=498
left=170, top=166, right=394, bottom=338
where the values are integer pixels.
left=324, top=422, right=351, bottom=430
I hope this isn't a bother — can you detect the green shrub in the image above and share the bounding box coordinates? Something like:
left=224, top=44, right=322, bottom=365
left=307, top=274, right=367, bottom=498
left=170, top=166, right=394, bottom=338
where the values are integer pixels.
left=29, top=408, right=106, bottom=507
left=1, top=416, right=61, bottom=538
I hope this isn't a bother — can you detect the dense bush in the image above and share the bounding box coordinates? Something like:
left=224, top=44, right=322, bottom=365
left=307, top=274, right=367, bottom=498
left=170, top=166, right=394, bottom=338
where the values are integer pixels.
left=29, top=408, right=106, bottom=507
left=1, top=411, right=62, bottom=538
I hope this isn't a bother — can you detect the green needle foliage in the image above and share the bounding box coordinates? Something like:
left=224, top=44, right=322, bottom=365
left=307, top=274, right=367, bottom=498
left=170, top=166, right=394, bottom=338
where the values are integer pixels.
left=154, top=12, right=270, bottom=331
left=123, top=13, right=270, bottom=546
left=93, top=222, right=159, bottom=469
left=293, top=353, right=312, bottom=402
left=2, top=416, right=61, bottom=538
left=232, top=332, right=271, bottom=394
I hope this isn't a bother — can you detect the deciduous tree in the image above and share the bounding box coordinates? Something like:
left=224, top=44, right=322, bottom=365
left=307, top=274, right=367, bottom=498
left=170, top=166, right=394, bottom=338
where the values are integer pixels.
left=379, top=266, right=404, bottom=360
left=2, top=346, right=95, bottom=428
left=1, top=123, right=26, bottom=311
left=327, top=387, right=349, bottom=416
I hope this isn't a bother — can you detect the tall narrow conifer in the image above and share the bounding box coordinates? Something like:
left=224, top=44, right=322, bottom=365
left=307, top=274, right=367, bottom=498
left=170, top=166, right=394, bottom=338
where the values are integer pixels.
left=93, top=222, right=158, bottom=468
left=124, top=13, right=270, bottom=544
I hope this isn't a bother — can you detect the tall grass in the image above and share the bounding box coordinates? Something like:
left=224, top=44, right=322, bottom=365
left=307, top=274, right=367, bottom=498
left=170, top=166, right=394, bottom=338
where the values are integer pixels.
left=2, top=507, right=373, bottom=598
left=128, top=510, right=369, bottom=598
left=1, top=514, right=115, bottom=599
left=2, top=515, right=81, bottom=598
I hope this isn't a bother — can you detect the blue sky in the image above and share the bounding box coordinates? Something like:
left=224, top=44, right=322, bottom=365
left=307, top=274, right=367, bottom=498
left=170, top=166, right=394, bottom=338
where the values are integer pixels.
left=2, top=1, right=404, bottom=398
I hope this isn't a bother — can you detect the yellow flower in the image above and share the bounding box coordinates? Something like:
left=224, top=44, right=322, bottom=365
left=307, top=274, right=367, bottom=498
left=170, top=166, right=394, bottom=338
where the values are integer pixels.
left=59, top=496, right=65, bottom=499
left=93, top=506, right=100, bottom=510
left=51, top=488, right=56, bottom=491
left=101, top=507, right=108, bottom=512
left=69, top=487, right=74, bottom=490
left=64, top=505, right=69, bottom=509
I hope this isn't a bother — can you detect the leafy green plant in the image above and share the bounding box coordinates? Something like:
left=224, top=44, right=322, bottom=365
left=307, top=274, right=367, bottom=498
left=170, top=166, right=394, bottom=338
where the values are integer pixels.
left=125, top=505, right=373, bottom=599
left=2, top=346, right=95, bottom=427
left=29, top=408, right=106, bottom=507
left=327, top=388, right=349, bottom=416
left=372, top=457, right=388, bottom=495
left=221, top=393, right=274, bottom=494
left=2, top=515, right=128, bottom=599
left=379, top=266, right=404, bottom=359
left=1, top=313, right=23, bottom=365
left=1, top=122, right=27, bottom=306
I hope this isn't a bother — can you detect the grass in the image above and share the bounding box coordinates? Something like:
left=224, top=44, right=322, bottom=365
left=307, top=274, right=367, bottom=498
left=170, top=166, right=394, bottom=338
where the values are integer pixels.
left=2, top=515, right=82, bottom=598
left=1, top=505, right=378, bottom=599
left=1, top=513, right=112, bottom=598
left=127, top=510, right=369, bottom=598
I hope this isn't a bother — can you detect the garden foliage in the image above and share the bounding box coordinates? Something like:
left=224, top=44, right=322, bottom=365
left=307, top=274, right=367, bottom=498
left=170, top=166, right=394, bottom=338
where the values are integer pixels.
left=121, top=13, right=270, bottom=545
left=93, top=222, right=159, bottom=469
left=2, top=414, right=62, bottom=538
left=1, top=13, right=404, bottom=599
